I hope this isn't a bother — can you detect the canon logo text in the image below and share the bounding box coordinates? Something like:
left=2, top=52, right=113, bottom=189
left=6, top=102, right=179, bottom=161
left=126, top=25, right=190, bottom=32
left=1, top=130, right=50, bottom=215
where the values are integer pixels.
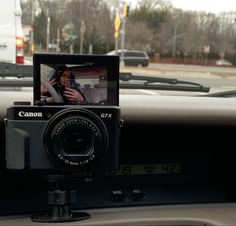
left=18, top=111, right=43, bottom=118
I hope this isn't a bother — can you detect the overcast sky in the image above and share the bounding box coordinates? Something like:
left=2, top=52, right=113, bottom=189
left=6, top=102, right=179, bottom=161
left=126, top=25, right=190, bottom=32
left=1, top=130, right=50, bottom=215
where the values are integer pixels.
left=171, top=0, right=236, bottom=13
left=128, top=0, right=236, bottom=14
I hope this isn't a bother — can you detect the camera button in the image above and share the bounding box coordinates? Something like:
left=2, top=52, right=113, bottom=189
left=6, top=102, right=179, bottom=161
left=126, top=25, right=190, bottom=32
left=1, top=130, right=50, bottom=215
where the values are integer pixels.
left=119, top=119, right=125, bottom=128
left=111, top=190, right=125, bottom=202
left=13, top=101, right=31, bottom=105
left=130, top=189, right=145, bottom=201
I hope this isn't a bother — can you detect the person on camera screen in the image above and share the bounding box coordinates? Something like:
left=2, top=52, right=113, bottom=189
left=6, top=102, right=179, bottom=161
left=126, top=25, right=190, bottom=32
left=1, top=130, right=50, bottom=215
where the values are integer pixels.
left=41, top=68, right=86, bottom=104
left=40, top=65, right=107, bottom=105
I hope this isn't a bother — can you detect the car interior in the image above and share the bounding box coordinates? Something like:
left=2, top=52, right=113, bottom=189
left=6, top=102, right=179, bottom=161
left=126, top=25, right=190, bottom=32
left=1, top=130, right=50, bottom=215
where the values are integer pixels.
left=2, top=0, right=236, bottom=224
left=1, top=62, right=236, bottom=225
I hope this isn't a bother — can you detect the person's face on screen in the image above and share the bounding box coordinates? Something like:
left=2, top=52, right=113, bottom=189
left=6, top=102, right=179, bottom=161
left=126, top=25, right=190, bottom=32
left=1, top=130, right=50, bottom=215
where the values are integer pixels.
left=59, top=70, right=72, bottom=87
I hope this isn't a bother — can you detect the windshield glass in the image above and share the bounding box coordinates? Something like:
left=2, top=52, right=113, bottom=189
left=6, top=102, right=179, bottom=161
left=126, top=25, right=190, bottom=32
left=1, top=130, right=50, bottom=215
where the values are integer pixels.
left=1, top=0, right=236, bottom=97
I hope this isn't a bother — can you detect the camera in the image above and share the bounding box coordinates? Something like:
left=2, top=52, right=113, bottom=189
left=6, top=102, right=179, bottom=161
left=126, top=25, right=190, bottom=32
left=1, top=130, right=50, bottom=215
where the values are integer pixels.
left=5, top=104, right=120, bottom=172
left=5, top=53, right=120, bottom=173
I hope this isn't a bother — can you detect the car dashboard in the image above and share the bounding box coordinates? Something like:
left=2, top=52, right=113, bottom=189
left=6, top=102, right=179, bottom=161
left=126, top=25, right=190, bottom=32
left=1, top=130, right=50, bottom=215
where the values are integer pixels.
left=1, top=92, right=236, bottom=225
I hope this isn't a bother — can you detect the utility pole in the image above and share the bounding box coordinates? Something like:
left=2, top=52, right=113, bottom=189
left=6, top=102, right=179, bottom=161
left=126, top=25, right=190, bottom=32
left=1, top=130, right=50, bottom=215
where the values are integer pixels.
left=46, top=16, right=50, bottom=52
left=120, top=2, right=129, bottom=67
left=172, top=24, right=177, bottom=59
left=120, top=16, right=126, bottom=66
left=56, top=28, right=60, bottom=53
left=30, top=0, right=35, bottom=55
left=80, top=20, right=86, bottom=54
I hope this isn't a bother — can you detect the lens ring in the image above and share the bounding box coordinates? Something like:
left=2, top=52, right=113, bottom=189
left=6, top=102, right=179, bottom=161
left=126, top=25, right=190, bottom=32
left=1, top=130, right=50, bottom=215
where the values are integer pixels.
left=43, top=108, right=108, bottom=170
left=50, top=116, right=102, bottom=167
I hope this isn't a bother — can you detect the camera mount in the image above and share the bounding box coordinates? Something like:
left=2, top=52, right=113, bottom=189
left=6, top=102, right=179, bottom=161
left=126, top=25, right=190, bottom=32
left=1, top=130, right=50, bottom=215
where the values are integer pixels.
left=31, top=175, right=90, bottom=223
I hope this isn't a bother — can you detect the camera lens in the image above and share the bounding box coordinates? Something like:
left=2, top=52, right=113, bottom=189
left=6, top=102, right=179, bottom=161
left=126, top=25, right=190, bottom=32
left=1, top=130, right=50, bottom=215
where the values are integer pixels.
left=44, top=108, right=108, bottom=170
left=60, top=125, right=94, bottom=156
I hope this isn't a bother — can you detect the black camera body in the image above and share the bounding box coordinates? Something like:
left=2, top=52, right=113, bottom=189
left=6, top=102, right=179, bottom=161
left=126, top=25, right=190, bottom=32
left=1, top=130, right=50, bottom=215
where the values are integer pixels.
left=5, top=104, right=120, bottom=172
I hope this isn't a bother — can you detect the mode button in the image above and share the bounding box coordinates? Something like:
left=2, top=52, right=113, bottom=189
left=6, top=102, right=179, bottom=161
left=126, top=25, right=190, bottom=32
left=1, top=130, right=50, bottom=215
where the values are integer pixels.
left=111, top=190, right=125, bottom=202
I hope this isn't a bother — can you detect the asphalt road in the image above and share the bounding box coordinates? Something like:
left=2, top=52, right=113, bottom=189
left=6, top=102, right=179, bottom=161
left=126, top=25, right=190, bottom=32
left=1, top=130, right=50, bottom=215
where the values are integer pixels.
left=148, top=63, right=236, bottom=75
left=150, top=63, right=236, bottom=91
left=122, top=63, right=236, bottom=94
left=18, top=59, right=236, bottom=94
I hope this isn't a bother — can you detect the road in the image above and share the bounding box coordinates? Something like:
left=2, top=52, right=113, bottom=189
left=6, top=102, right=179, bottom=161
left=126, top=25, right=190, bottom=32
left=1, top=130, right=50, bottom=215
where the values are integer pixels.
left=121, top=63, right=236, bottom=94
left=148, top=63, right=236, bottom=75
left=26, top=55, right=236, bottom=75
left=149, top=63, right=236, bottom=91
left=24, top=58, right=236, bottom=93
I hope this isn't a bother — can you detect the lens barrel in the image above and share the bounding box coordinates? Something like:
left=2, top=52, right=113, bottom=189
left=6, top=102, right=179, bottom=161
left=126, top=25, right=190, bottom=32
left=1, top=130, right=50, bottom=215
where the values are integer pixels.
left=43, top=108, right=108, bottom=170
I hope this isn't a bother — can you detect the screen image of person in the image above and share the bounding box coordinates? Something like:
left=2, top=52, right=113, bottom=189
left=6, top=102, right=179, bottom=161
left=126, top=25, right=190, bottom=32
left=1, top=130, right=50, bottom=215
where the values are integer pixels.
left=41, top=68, right=86, bottom=104
left=40, top=65, right=107, bottom=105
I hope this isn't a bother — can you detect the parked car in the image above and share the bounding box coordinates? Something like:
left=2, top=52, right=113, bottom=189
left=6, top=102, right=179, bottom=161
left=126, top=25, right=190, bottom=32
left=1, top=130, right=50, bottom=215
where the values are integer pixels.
left=215, top=59, right=232, bottom=66
left=107, top=49, right=149, bottom=67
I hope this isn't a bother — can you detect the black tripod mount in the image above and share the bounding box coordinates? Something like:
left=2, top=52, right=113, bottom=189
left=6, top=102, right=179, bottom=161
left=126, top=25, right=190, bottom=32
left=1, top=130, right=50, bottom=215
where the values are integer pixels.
left=31, top=175, right=90, bottom=223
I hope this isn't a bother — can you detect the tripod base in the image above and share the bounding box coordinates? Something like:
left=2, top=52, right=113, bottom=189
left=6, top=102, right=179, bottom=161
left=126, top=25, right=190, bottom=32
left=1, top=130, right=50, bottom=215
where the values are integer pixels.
left=31, top=175, right=90, bottom=223
left=31, top=211, right=90, bottom=223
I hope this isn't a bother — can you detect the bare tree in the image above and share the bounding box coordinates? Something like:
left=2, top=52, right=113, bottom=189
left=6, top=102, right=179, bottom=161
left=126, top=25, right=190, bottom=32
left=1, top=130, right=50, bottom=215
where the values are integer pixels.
left=67, top=0, right=113, bottom=53
left=125, top=21, right=153, bottom=51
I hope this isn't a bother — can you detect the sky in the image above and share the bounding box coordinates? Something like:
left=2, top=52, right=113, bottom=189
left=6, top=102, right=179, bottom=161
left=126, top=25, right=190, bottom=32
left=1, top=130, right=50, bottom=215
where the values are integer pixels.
left=171, top=0, right=236, bottom=13
left=129, top=0, right=236, bottom=14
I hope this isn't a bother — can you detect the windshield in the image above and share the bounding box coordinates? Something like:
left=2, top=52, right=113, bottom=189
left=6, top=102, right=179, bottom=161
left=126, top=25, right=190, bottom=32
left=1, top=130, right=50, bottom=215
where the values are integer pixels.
left=1, top=0, right=236, bottom=97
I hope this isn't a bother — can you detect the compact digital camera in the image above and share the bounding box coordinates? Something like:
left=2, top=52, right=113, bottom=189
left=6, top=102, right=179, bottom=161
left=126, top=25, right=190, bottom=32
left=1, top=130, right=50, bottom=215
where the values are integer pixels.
left=5, top=104, right=120, bottom=172
left=5, top=53, right=121, bottom=173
